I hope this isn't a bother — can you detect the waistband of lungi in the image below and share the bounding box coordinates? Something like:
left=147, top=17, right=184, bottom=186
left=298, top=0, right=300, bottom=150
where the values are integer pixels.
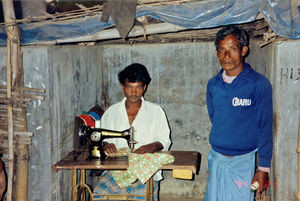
left=210, top=148, right=257, bottom=163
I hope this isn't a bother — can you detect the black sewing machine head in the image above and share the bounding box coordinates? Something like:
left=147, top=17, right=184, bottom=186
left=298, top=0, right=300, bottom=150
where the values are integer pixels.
left=79, top=125, right=134, bottom=161
left=74, top=109, right=135, bottom=161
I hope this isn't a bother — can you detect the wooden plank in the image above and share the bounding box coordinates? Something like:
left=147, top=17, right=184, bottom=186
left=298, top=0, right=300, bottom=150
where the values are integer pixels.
left=0, top=94, right=44, bottom=101
left=0, top=123, right=26, bottom=129
left=0, top=144, right=28, bottom=151
left=0, top=140, right=32, bottom=145
left=0, top=106, right=23, bottom=112
left=0, top=85, right=45, bottom=93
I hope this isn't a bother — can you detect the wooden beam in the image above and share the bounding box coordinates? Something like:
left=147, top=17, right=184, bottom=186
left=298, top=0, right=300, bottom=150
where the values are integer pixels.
left=0, top=85, right=45, bottom=93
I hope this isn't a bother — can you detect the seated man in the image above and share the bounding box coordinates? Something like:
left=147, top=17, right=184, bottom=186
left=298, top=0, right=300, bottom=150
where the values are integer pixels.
left=93, top=63, right=171, bottom=200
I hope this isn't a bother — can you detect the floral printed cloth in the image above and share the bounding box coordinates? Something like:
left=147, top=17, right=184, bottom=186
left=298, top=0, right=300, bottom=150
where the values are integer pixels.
left=111, top=148, right=174, bottom=187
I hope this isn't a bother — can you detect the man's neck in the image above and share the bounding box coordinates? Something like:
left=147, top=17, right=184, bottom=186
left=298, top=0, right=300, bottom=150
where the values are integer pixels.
left=125, top=99, right=142, bottom=110
left=125, top=99, right=142, bottom=125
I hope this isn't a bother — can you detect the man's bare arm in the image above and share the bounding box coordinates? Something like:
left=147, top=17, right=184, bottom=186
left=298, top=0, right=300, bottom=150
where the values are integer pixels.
left=134, top=141, right=163, bottom=154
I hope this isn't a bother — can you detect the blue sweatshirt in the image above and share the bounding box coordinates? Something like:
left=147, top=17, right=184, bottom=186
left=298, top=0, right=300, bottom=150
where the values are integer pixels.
left=206, top=63, right=273, bottom=167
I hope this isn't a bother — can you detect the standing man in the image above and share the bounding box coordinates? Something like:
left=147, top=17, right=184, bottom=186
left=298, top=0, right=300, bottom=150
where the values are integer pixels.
left=205, top=25, right=273, bottom=201
left=93, top=63, right=171, bottom=200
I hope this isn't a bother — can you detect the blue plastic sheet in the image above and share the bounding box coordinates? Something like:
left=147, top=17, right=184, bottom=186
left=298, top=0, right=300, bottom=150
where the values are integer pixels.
left=138, top=0, right=262, bottom=28
left=0, top=0, right=299, bottom=46
left=260, top=0, right=300, bottom=39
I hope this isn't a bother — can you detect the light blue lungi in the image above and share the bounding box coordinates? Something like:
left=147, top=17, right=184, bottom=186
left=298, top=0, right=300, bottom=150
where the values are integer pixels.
left=204, top=149, right=256, bottom=201
left=93, top=171, right=159, bottom=200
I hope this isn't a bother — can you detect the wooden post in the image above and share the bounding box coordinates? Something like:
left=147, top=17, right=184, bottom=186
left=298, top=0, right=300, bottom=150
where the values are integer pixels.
left=15, top=50, right=29, bottom=201
left=2, top=0, right=21, bottom=87
left=72, top=169, right=77, bottom=201
left=5, top=37, right=14, bottom=201
left=297, top=114, right=300, bottom=201
left=2, top=1, right=27, bottom=201
left=2, top=3, right=17, bottom=200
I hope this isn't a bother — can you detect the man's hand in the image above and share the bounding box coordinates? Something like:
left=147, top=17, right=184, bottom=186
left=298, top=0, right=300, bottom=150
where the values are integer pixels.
left=134, top=142, right=163, bottom=154
left=103, top=142, right=117, bottom=157
left=251, top=170, right=269, bottom=192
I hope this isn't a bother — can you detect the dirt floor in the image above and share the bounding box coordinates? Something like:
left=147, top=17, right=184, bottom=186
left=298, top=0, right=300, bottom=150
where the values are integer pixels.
left=160, top=196, right=204, bottom=201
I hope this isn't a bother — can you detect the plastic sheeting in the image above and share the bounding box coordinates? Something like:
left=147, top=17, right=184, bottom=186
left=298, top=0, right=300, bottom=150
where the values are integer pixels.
left=259, top=0, right=300, bottom=40
left=0, top=0, right=299, bottom=46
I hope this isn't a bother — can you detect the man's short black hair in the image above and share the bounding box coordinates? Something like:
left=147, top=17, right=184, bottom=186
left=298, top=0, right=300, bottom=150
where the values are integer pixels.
left=215, top=25, right=249, bottom=49
left=118, top=63, right=152, bottom=85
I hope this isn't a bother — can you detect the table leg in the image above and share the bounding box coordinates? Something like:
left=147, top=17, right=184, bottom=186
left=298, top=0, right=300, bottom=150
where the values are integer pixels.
left=145, top=177, right=154, bottom=201
left=71, top=169, right=77, bottom=201
left=80, top=170, right=86, bottom=201
left=149, top=177, right=153, bottom=201
left=146, top=179, right=149, bottom=201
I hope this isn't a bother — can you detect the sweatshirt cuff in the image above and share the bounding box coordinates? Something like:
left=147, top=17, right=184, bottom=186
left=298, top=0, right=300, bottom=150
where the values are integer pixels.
left=258, top=166, right=270, bottom=173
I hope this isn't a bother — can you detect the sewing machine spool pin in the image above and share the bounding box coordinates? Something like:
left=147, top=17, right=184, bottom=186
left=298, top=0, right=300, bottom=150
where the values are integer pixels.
left=129, top=126, right=137, bottom=152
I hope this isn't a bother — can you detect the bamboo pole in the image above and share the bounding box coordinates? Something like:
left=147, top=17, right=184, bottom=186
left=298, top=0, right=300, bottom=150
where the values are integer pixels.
left=297, top=114, right=300, bottom=201
left=15, top=37, right=29, bottom=201
left=0, top=85, right=45, bottom=93
left=0, top=130, right=33, bottom=137
left=2, top=0, right=21, bottom=88
left=54, top=22, right=187, bottom=44
left=5, top=38, right=14, bottom=201
left=2, top=1, right=28, bottom=200
left=0, top=106, right=23, bottom=112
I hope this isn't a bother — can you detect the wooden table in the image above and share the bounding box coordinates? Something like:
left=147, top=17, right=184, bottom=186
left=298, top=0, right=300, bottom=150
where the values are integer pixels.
left=53, top=150, right=201, bottom=201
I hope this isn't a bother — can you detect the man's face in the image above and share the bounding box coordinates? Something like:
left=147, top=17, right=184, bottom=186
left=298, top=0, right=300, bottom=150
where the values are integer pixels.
left=215, top=34, right=248, bottom=76
left=122, top=79, right=146, bottom=104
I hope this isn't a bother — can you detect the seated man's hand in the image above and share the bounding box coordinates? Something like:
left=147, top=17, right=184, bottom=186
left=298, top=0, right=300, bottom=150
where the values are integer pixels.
left=134, top=142, right=163, bottom=154
left=103, top=142, right=117, bottom=157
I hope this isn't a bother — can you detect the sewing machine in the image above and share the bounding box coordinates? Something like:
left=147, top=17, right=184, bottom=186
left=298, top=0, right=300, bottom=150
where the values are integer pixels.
left=76, top=113, right=135, bottom=161
left=79, top=125, right=135, bottom=160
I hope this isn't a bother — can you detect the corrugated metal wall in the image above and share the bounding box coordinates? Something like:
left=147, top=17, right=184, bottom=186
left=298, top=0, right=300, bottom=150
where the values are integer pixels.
left=0, top=39, right=299, bottom=201
left=269, top=41, right=300, bottom=200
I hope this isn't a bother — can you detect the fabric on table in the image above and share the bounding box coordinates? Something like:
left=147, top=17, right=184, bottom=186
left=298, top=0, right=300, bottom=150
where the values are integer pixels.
left=111, top=148, right=174, bottom=187
left=93, top=171, right=159, bottom=200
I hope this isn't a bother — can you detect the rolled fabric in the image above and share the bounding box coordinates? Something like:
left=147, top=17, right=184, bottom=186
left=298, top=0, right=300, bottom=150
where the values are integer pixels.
left=78, top=114, right=95, bottom=128
left=88, top=112, right=101, bottom=128
left=88, top=112, right=101, bottom=121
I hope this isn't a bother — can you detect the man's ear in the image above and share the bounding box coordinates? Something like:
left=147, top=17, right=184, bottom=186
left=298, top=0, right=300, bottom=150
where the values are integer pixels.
left=241, top=46, right=248, bottom=57
left=121, top=84, right=125, bottom=90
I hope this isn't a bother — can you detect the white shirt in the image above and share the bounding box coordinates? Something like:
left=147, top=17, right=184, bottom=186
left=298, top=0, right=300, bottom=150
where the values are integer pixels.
left=101, top=97, right=171, bottom=180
